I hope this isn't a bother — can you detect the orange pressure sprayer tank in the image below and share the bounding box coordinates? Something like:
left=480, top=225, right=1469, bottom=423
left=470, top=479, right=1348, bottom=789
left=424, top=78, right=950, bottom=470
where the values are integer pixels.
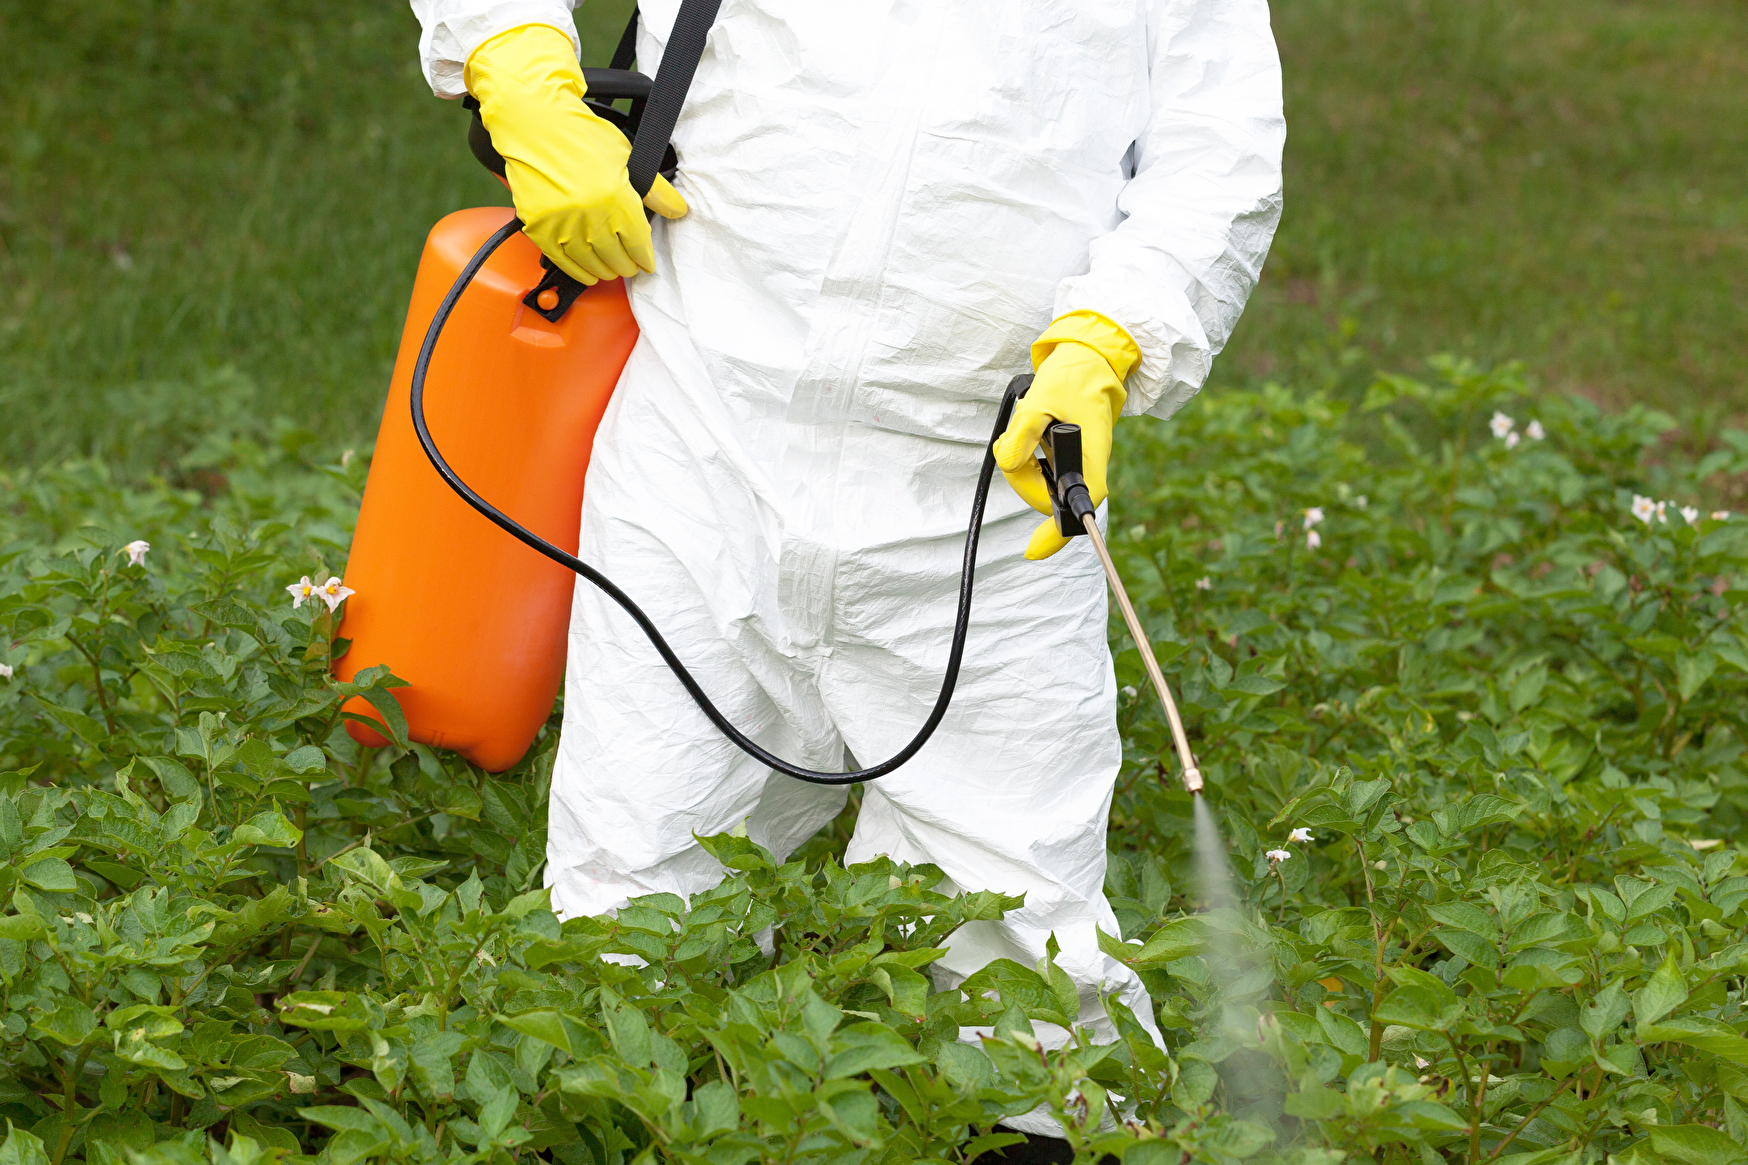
left=335, top=206, right=638, bottom=771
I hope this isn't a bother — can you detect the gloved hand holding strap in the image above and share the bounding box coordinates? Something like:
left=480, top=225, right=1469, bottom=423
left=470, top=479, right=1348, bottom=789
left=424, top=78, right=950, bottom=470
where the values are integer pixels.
left=994, top=309, right=1141, bottom=560
left=465, top=23, right=687, bottom=286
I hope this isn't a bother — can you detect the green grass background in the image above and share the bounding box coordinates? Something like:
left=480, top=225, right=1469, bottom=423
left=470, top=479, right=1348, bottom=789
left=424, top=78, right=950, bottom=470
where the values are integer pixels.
left=2, top=0, right=1743, bottom=473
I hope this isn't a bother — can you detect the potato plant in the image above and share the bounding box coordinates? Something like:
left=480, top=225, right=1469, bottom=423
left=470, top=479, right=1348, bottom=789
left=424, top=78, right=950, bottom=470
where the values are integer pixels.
left=0, top=360, right=1745, bottom=1165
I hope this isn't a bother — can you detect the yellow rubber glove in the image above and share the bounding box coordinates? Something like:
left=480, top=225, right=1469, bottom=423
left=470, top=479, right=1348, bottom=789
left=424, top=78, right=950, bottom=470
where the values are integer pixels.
left=465, top=24, right=688, bottom=286
left=992, top=310, right=1141, bottom=560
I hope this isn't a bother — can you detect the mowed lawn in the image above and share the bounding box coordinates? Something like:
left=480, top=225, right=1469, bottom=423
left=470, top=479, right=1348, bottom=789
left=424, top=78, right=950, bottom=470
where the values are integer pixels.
left=1, top=0, right=1743, bottom=474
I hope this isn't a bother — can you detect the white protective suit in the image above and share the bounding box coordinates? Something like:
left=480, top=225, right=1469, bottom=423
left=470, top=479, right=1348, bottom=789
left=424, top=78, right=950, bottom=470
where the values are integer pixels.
left=414, top=0, right=1282, bottom=1128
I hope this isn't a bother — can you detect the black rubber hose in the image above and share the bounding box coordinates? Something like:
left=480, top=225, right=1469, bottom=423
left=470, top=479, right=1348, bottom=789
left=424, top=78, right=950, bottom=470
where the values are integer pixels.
left=409, top=218, right=1006, bottom=785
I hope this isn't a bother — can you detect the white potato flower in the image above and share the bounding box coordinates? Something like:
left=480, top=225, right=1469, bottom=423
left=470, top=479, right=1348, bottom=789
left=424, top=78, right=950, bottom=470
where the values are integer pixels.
left=123, top=540, right=150, bottom=567
left=317, top=577, right=356, bottom=614
left=1489, top=411, right=1514, bottom=439
left=286, top=576, right=318, bottom=609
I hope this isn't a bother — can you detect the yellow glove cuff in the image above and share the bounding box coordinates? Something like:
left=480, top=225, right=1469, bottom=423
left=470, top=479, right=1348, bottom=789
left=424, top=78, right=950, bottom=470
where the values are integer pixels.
left=1029, top=310, right=1142, bottom=382
left=464, top=23, right=586, bottom=102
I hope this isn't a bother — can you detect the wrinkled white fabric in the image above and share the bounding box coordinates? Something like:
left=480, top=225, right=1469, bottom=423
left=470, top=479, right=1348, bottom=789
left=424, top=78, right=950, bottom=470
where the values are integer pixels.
left=414, top=0, right=1281, bottom=1133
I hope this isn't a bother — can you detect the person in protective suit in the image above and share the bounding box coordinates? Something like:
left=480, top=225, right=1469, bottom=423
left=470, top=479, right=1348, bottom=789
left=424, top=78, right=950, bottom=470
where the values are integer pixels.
left=412, top=1, right=1282, bottom=1155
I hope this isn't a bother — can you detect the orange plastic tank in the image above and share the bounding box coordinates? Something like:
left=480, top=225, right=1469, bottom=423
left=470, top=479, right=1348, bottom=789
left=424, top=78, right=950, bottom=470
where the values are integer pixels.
left=336, top=206, right=638, bottom=771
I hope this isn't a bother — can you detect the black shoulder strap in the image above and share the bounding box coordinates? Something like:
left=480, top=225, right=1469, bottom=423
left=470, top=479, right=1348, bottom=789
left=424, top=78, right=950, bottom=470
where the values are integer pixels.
left=608, top=7, right=639, bottom=71
left=626, top=0, right=722, bottom=197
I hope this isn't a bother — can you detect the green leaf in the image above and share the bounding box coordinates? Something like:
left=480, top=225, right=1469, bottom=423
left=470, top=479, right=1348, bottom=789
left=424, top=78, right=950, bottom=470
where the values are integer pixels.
left=499, top=1010, right=589, bottom=1056
left=29, top=696, right=107, bottom=747
left=0, top=1123, right=50, bottom=1165
left=328, top=847, right=401, bottom=896
left=0, top=913, right=46, bottom=941
left=1581, top=982, right=1630, bottom=1040
left=693, top=833, right=775, bottom=872
left=232, top=807, right=302, bottom=849
left=1677, top=649, right=1720, bottom=700
left=1397, top=1099, right=1470, bottom=1132
left=962, top=1133, right=1028, bottom=1162
left=1374, top=984, right=1463, bottom=1031
left=18, top=857, right=75, bottom=892
left=1457, top=793, right=1517, bottom=834
left=296, top=1107, right=382, bottom=1135
left=277, top=991, right=376, bottom=1032
left=106, top=1004, right=182, bottom=1039
left=190, top=599, right=260, bottom=631
left=1313, top=1005, right=1369, bottom=1058
left=1509, top=663, right=1548, bottom=711
left=1633, top=950, right=1688, bottom=1029
left=1425, top=900, right=1498, bottom=939
left=31, top=995, right=98, bottom=1046
left=1595, top=1040, right=1644, bottom=1077
left=1119, top=917, right=1208, bottom=967
left=349, top=685, right=409, bottom=750
left=83, top=860, right=145, bottom=890
left=1641, top=1015, right=1748, bottom=1065
left=824, top=1022, right=926, bottom=1079
left=1344, top=778, right=1392, bottom=818
left=959, top=959, right=1066, bottom=1025
left=688, top=1079, right=740, bottom=1139
left=868, top=964, right=929, bottom=1019
left=282, top=745, right=327, bottom=774
left=601, top=998, right=652, bottom=1066
left=141, top=757, right=201, bottom=802
left=1283, top=1086, right=1347, bottom=1120
left=1539, top=1028, right=1590, bottom=1077
left=1624, top=882, right=1678, bottom=923
left=1646, top=1124, right=1748, bottom=1165
left=409, top=1032, right=463, bottom=1101
left=1433, top=927, right=1500, bottom=967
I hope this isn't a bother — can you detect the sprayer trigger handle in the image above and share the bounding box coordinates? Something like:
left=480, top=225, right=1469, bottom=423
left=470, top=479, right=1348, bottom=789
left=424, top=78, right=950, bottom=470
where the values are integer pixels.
left=1041, top=421, right=1095, bottom=538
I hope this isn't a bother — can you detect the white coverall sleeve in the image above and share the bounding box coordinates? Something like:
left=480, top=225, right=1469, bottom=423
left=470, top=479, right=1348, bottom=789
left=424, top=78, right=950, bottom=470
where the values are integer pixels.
left=1053, top=0, right=1285, bottom=420
left=410, top=0, right=584, bottom=98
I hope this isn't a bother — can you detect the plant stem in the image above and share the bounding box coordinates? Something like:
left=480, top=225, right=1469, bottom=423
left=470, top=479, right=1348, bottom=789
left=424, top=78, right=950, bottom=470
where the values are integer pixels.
left=1467, top=1043, right=1491, bottom=1165
left=1483, top=1076, right=1572, bottom=1161
left=51, top=1042, right=96, bottom=1165
left=291, top=934, right=325, bottom=984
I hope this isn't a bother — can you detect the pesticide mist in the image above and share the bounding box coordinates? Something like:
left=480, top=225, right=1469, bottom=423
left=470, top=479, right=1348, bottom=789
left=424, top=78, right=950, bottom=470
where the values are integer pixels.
left=1191, top=797, right=1284, bottom=1127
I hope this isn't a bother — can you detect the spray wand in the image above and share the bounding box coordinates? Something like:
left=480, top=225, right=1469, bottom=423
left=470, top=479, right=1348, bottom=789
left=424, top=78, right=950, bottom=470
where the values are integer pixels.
left=1028, top=391, right=1204, bottom=795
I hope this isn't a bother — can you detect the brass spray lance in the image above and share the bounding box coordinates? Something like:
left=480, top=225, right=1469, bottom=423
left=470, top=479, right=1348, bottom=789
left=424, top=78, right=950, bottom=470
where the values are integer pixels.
left=1008, top=376, right=1203, bottom=795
